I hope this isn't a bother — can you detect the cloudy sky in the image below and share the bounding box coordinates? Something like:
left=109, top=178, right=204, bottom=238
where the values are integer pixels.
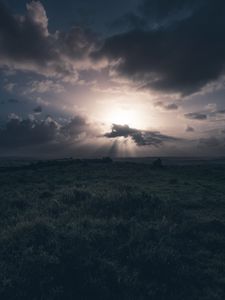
left=0, top=0, right=225, bottom=157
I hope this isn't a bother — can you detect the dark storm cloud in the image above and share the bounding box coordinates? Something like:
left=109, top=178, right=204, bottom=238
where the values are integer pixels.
left=0, top=114, right=98, bottom=149
left=184, top=113, right=207, bottom=120
left=215, top=109, right=225, bottom=115
left=3, top=0, right=225, bottom=96
left=33, top=105, right=42, bottom=113
left=186, top=126, right=195, bottom=132
left=154, top=101, right=178, bottom=111
left=184, top=108, right=225, bottom=121
left=0, top=1, right=97, bottom=79
left=104, top=124, right=179, bottom=147
left=93, top=0, right=225, bottom=95
left=0, top=1, right=52, bottom=63
left=198, top=137, right=223, bottom=148
left=61, top=115, right=96, bottom=138
left=0, top=116, right=59, bottom=147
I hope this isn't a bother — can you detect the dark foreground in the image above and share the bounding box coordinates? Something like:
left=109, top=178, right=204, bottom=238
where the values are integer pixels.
left=0, top=159, right=225, bottom=300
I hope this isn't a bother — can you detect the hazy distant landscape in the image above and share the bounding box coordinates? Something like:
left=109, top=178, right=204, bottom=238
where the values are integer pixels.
left=1, top=158, right=225, bottom=299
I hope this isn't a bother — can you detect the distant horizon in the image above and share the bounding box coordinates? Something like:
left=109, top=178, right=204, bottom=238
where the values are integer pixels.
left=1, top=155, right=225, bottom=160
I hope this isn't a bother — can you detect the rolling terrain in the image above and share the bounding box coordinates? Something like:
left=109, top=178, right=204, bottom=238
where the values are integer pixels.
left=0, top=159, right=225, bottom=299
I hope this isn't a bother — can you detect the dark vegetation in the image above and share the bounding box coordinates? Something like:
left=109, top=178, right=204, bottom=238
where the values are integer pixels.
left=0, top=158, right=225, bottom=299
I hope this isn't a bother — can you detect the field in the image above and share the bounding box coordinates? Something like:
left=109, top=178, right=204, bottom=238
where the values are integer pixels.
left=0, top=158, right=225, bottom=299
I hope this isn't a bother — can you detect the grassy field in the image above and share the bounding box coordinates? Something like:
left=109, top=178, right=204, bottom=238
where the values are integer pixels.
left=0, top=159, right=225, bottom=299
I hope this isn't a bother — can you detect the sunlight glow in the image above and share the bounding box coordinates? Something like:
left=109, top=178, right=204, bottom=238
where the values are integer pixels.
left=107, top=108, right=137, bottom=127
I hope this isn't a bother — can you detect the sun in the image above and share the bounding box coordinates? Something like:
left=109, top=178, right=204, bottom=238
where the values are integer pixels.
left=108, top=108, right=136, bottom=127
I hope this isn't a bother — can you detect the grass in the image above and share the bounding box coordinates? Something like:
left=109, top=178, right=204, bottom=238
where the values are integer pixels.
left=0, top=159, right=225, bottom=299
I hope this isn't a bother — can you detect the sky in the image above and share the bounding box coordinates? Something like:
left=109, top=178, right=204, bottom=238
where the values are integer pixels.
left=0, top=0, right=225, bottom=158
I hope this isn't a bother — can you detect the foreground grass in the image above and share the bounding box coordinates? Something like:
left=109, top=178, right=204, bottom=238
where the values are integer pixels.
left=0, top=160, right=225, bottom=299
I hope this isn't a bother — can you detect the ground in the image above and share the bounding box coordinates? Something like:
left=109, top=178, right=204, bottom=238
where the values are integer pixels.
left=0, top=159, right=225, bottom=299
